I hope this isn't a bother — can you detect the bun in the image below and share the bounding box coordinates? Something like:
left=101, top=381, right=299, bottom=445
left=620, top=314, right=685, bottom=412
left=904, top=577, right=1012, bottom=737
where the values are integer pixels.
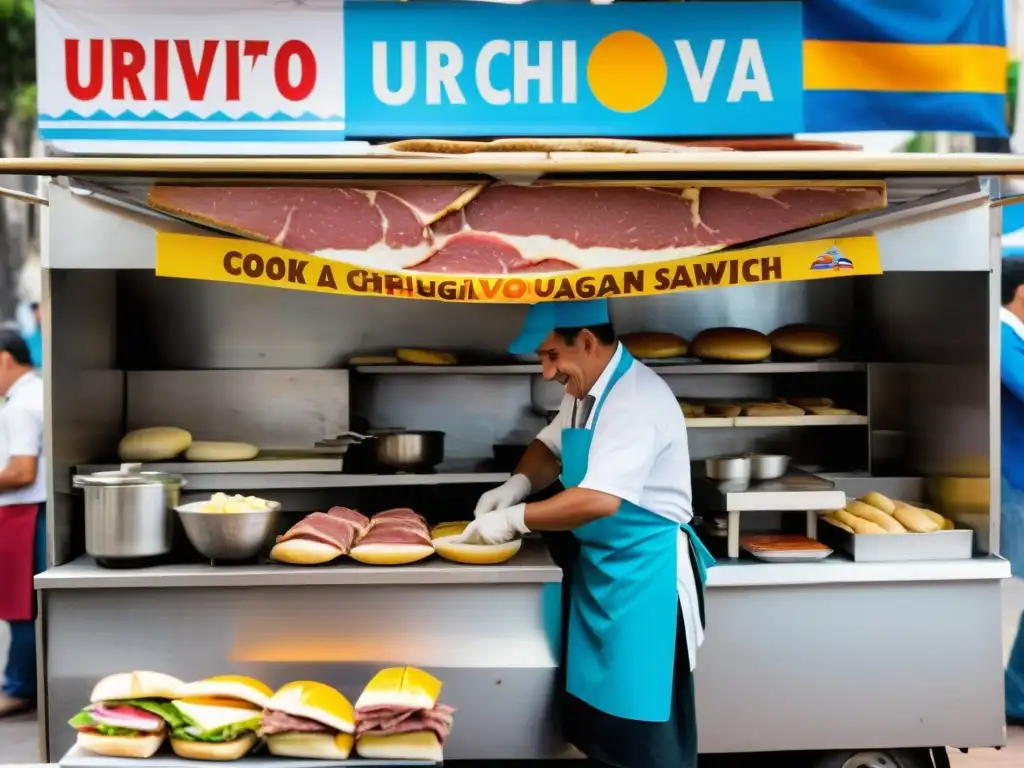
left=620, top=332, right=688, bottom=359
left=91, top=671, right=185, bottom=703
left=118, top=427, right=192, bottom=462
left=432, top=533, right=521, bottom=565
left=356, top=667, right=441, bottom=711
left=267, top=733, right=354, bottom=760
left=268, top=681, right=355, bottom=734
left=347, top=355, right=400, bottom=366
left=176, top=675, right=273, bottom=709
left=356, top=731, right=443, bottom=761
left=270, top=538, right=343, bottom=565
left=691, top=328, right=771, bottom=363
left=348, top=544, right=434, bottom=566
left=185, top=442, right=259, bottom=462
left=769, top=324, right=839, bottom=359
left=77, top=731, right=164, bottom=758
left=171, top=734, right=258, bottom=761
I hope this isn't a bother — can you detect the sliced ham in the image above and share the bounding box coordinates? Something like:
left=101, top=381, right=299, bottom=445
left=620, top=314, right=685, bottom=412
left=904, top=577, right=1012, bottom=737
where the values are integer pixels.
left=372, top=508, right=426, bottom=525
left=277, top=512, right=359, bottom=553
left=327, top=506, right=370, bottom=534
left=357, top=525, right=431, bottom=547
left=261, top=709, right=333, bottom=735
left=87, top=704, right=165, bottom=733
left=356, top=703, right=455, bottom=744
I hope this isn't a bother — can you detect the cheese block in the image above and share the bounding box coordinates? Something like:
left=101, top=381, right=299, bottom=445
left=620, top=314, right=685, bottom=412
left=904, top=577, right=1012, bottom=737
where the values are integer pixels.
left=620, top=332, right=688, bottom=359
left=691, top=328, right=771, bottom=363
left=769, top=324, right=840, bottom=358
left=348, top=543, right=434, bottom=565
left=431, top=523, right=522, bottom=565
left=118, top=427, right=192, bottom=462
left=185, top=441, right=259, bottom=462
left=395, top=348, right=457, bottom=365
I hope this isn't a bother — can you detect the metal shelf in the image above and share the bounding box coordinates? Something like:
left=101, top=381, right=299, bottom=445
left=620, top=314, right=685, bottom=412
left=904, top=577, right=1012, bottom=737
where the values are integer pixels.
left=687, top=415, right=868, bottom=428
left=354, top=361, right=866, bottom=375
left=167, top=470, right=510, bottom=491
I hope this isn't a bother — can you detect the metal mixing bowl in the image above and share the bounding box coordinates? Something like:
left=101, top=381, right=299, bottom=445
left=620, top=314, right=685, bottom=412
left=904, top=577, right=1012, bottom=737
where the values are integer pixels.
left=176, top=501, right=281, bottom=561
left=746, top=453, right=790, bottom=480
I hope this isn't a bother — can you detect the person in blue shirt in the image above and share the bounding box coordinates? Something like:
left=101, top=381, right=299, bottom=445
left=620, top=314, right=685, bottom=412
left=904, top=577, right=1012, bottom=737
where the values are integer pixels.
left=1001, top=258, right=1024, bottom=723
left=23, top=303, right=41, bottom=369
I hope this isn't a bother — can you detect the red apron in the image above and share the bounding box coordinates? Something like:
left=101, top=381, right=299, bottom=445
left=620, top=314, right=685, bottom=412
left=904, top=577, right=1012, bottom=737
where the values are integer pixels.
left=0, top=504, right=41, bottom=622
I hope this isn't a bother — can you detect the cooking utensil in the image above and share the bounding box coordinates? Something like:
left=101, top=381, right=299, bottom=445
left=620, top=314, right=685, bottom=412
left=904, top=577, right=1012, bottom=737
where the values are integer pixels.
left=331, top=430, right=446, bottom=472
left=176, top=500, right=281, bottom=561
left=705, top=456, right=751, bottom=481
left=745, top=453, right=790, bottom=480
left=73, top=463, right=185, bottom=565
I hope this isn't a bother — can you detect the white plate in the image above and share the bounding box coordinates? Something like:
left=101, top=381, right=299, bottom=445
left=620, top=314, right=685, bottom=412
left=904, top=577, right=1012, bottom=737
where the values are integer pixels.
left=741, top=547, right=833, bottom=562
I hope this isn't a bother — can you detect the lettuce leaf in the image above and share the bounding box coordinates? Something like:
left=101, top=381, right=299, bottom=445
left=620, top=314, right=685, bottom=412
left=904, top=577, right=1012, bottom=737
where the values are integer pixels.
left=171, top=717, right=262, bottom=743
left=68, top=710, right=93, bottom=729
left=118, top=699, right=187, bottom=729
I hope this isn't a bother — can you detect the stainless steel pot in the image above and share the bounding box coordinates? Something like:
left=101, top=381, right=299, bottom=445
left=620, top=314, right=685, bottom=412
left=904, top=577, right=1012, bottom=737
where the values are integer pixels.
left=367, top=429, right=445, bottom=472
left=73, top=463, right=185, bottom=563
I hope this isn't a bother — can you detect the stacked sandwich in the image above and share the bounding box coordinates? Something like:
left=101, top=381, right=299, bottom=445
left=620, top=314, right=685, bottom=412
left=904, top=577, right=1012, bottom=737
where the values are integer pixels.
left=349, top=509, right=434, bottom=565
left=271, top=506, right=371, bottom=565
left=261, top=681, right=356, bottom=759
left=166, top=675, right=271, bottom=759
left=68, top=671, right=185, bottom=758
left=354, top=667, right=455, bottom=760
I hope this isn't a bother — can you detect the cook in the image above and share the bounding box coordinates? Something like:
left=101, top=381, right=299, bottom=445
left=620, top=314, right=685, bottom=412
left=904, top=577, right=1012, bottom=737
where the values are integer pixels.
left=0, top=330, right=47, bottom=718
left=458, top=299, right=714, bottom=768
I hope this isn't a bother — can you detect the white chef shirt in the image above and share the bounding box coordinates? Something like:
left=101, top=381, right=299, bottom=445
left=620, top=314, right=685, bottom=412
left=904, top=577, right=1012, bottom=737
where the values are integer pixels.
left=0, top=371, right=46, bottom=505
left=535, top=342, right=704, bottom=670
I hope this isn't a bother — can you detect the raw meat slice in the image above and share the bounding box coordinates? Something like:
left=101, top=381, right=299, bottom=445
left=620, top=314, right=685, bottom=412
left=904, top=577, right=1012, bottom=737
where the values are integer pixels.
left=372, top=508, right=426, bottom=525
left=327, top=506, right=371, bottom=534
left=87, top=704, right=165, bottom=732
left=277, top=512, right=359, bottom=552
left=357, top=525, right=431, bottom=547
left=146, top=182, right=885, bottom=275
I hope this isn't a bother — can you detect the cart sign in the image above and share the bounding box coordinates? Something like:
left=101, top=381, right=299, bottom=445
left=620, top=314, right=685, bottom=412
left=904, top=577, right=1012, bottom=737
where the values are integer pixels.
left=345, top=2, right=804, bottom=137
left=35, top=1, right=346, bottom=153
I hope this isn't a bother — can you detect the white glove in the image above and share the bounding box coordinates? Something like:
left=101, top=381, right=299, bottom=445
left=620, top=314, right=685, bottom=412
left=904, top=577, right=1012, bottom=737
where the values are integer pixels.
left=458, top=504, right=529, bottom=545
left=473, top=474, right=532, bottom=519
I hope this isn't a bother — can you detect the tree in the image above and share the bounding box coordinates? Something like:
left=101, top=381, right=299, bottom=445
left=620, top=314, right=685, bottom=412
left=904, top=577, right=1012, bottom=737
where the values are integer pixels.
left=0, top=0, right=36, bottom=320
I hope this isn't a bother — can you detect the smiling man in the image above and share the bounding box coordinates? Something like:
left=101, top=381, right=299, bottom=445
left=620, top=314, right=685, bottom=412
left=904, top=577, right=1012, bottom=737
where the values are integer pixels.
left=460, top=299, right=714, bottom=768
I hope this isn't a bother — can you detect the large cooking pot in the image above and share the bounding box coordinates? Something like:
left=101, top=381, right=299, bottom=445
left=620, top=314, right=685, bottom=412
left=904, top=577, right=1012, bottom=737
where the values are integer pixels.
left=334, top=430, right=445, bottom=473
left=73, top=463, right=185, bottom=566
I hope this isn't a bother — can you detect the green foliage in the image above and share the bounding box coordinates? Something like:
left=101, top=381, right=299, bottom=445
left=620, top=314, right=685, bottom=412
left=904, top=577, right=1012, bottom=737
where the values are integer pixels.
left=0, top=0, right=36, bottom=119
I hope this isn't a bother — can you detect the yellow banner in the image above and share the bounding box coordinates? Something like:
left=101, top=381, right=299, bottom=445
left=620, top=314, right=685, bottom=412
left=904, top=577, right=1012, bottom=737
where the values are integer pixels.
left=155, top=233, right=881, bottom=303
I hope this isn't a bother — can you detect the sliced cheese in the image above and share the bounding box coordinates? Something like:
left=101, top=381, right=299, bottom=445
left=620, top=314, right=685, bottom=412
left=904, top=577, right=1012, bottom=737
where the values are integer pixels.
left=172, top=700, right=262, bottom=733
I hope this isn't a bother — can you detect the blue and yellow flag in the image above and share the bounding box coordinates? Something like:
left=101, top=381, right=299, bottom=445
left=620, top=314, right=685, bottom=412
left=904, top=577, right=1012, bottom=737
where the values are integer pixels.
left=803, top=0, right=1008, bottom=136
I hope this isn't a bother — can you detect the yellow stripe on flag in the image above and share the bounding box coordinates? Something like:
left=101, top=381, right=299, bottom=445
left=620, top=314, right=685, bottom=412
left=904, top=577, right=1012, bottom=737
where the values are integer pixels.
left=804, top=40, right=1007, bottom=94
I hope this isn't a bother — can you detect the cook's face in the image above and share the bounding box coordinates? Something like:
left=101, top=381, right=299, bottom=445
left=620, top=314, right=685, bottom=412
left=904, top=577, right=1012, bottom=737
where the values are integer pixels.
left=537, top=332, right=590, bottom=398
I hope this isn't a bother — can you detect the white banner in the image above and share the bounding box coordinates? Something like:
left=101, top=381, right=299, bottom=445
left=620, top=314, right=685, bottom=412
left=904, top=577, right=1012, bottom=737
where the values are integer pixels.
left=36, top=0, right=347, bottom=154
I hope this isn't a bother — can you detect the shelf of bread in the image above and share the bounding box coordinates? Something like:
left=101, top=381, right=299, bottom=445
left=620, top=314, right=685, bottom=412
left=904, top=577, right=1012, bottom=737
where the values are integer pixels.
left=65, top=668, right=451, bottom=766
left=682, top=399, right=867, bottom=428
left=354, top=360, right=864, bottom=375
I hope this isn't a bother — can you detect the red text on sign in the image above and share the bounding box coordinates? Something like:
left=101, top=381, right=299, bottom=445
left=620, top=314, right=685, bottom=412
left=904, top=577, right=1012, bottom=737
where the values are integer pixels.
left=64, top=38, right=318, bottom=102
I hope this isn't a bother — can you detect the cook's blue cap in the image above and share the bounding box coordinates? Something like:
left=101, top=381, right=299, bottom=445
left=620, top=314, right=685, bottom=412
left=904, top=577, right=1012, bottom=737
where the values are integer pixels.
left=508, top=299, right=610, bottom=354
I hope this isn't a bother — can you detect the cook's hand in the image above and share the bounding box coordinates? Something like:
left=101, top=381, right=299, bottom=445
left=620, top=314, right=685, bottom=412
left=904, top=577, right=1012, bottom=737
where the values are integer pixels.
left=458, top=504, right=529, bottom=545
left=473, top=474, right=532, bottom=519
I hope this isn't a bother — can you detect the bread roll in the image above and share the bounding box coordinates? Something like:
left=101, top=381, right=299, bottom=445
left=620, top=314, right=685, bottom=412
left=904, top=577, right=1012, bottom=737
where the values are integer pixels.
left=348, top=355, right=400, bottom=365
left=918, top=508, right=948, bottom=529
left=267, top=733, right=354, bottom=760
left=769, top=324, right=840, bottom=359
left=705, top=404, right=742, bottom=418
left=77, top=731, right=165, bottom=759
left=270, top=538, right=344, bottom=565
left=348, top=543, right=434, bottom=565
left=395, top=348, right=457, bottom=365
left=692, top=328, right=771, bottom=362
left=845, top=500, right=906, bottom=533
left=893, top=504, right=941, bottom=533
left=833, top=509, right=886, bottom=534
left=171, top=734, right=258, bottom=761
left=356, top=732, right=443, bottom=762
left=821, top=513, right=855, bottom=533
left=185, top=441, right=259, bottom=462
left=859, top=492, right=897, bottom=515
left=679, top=402, right=705, bottom=418
left=787, top=397, right=833, bottom=408
left=91, top=671, right=184, bottom=702
left=432, top=532, right=522, bottom=565
left=620, top=332, right=689, bottom=359
left=118, top=427, right=192, bottom=462
left=743, top=403, right=804, bottom=417
left=805, top=406, right=857, bottom=416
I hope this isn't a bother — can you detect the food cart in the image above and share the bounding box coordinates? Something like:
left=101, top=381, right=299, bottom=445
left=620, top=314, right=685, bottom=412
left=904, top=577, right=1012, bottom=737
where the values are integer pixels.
left=5, top=1, right=1020, bottom=767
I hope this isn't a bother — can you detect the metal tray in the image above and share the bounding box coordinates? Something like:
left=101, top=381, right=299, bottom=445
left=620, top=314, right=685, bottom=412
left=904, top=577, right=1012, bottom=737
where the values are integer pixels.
left=817, top=523, right=973, bottom=562
left=78, top=451, right=345, bottom=475
left=60, top=745, right=439, bottom=768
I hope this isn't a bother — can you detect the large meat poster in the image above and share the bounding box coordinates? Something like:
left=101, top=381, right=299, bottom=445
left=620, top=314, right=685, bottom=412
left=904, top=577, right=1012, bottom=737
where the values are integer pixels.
left=150, top=178, right=883, bottom=301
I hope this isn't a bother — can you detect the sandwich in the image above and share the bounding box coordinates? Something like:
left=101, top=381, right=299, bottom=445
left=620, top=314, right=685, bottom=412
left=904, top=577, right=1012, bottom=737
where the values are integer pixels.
left=261, top=681, right=356, bottom=759
left=69, top=670, right=185, bottom=758
left=354, top=667, right=455, bottom=761
left=167, top=674, right=271, bottom=760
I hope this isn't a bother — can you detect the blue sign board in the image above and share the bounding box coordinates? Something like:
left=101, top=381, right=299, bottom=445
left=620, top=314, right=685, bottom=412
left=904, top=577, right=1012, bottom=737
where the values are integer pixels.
left=345, top=1, right=804, bottom=138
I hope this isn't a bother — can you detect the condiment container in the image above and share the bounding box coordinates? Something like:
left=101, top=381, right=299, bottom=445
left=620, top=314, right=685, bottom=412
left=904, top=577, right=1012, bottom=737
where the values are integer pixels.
left=73, top=463, right=185, bottom=565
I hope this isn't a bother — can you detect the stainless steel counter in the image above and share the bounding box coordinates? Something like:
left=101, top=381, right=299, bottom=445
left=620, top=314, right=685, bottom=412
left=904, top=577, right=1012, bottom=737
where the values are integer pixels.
left=34, top=539, right=561, bottom=589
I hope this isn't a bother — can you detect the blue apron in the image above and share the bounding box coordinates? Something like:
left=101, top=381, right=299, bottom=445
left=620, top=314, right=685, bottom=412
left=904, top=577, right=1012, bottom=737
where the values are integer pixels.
left=562, top=348, right=715, bottom=725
